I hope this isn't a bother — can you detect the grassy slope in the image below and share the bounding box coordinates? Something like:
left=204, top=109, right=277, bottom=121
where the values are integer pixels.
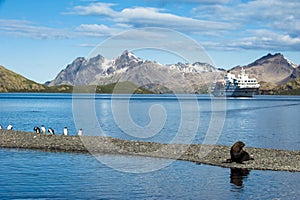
left=67, top=82, right=154, bottom=94
left=0, top=65, right=46, bottom=92
left=274, top=78, right=300, bottom=95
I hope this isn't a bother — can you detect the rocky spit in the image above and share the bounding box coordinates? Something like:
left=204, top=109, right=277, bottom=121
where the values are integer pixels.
left=0, top=130, right=299, bottom=172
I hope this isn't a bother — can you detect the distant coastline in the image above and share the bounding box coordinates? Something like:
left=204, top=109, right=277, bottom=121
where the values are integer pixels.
left=0, top=82, right=154, bottom=94
left=1, top=85, right=300, bottom=96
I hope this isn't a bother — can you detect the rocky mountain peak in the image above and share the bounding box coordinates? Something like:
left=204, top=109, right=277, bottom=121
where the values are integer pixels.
left=231, top=53, right=298, bottom=85
left=122, top=50, right=140, bottom=60
left=248, top=53, right=297, bottom=69
left=87, top=54, right=105, bottom=64
left=248, top=53, right=281, bottom=66
left=71, top=57, right=86, bottom=66
left=114, top=50, right=143, bottom=70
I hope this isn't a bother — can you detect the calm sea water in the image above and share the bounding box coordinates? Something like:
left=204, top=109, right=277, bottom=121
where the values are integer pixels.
left=0, top=93, right=299, bottom=199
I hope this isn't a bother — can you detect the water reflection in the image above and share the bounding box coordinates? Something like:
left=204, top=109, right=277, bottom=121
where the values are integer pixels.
left=230, top=168, right=250, bottom=188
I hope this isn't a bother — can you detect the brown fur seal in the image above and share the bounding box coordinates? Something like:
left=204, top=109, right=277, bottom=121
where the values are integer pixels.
left=225, top=141, right=254, bottom=164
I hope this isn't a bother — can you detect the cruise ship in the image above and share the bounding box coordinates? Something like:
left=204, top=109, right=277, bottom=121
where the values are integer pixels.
left=212, top=68, right=260, bottom=97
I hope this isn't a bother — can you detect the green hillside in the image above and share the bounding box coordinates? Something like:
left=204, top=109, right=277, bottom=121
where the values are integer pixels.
left=273, top=78, right=300, bottom=95
left=68, top=82, right=154, bottom=94
left=0, top=65, right=46, bottom=92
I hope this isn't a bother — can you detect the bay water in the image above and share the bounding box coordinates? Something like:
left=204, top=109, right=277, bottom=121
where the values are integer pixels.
left=0, top=93, right=299, bottom=199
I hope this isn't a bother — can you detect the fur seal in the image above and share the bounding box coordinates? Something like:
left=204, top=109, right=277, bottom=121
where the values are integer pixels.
left=225, top=141, right=254, bottom=164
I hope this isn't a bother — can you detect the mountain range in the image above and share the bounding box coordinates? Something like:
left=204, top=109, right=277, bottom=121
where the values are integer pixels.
left=46, top=50, right=300, bottom=94
left=45, top=50, right=221, bottom=93
left=1, top=51, right=300, bottom=94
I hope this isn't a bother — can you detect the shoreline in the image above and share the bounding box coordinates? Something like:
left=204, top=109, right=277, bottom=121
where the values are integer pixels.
left=1, top=92, right=300, bottom=96
left=1, top=130, right=299, bottom=172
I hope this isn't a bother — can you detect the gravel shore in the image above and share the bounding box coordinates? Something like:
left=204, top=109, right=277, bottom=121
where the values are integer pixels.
left=1, top=130, right=299, bottom=172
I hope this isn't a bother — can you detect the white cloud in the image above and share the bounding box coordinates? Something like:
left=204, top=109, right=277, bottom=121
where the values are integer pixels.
left=78, top=43, right=98, bottom=48
left=254, top=30, right=300, bottom=48
left=224, top=30, right=300, bottom=51
left=145, top=0, right=232, bottom=4
left=68, top=1, right=300, bottom=52
left=194, top=0, right=300, bottom=32
left=71, top=2, right=116, bottom=16
left=75, top=24, right=121, bottom=36
left=238, top=0, right=300, bottom=31
left=0, top=19, right=71, bottom=39
left=192, top=0, right=300, bottom=51
left=70, top=2, right=233, bottom=34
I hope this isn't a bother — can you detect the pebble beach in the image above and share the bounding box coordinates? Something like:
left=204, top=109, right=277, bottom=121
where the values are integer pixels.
left=1, top=130, right=299, bottom=172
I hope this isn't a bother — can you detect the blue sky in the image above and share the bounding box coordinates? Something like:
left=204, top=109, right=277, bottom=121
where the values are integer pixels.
left=0, top=0, right=299, bottom=83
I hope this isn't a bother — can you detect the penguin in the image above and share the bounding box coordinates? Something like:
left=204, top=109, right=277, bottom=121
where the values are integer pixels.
left=0, top=124, right=2, bottom=130
left=41, top=125, right=46, bottom=135
left=7, top=125, right=13, bottom=130
left=48, top=128, right=55, bottom=135
left=63, top=127, right=68, bottom=136
left=78, top=128, right=83, bottom=136
left=34, top=126, right=41, bottom=134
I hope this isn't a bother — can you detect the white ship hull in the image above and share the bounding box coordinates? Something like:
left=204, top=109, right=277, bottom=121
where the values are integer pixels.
left=213, top=87, right=259, bottom=97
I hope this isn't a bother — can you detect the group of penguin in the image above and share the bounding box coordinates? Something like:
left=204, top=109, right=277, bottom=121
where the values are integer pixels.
left=0, top=124, right=13, bottom=130
left=34, top=125, right=65, bottom=136
left=34, top=125, right=83, bottom=136
left=0, top=124, right=83, bottom=136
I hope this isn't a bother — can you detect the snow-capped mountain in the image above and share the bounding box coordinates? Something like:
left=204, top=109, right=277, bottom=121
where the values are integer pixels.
left=168, top=62, right=218, bottom=73
left=47, top=50, right=220, bottom=93
left=47, top=51, right=299, bottom=93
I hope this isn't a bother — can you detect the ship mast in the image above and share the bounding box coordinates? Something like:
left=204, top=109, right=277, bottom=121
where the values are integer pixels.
left=241, top=67, right=245, bottom=77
